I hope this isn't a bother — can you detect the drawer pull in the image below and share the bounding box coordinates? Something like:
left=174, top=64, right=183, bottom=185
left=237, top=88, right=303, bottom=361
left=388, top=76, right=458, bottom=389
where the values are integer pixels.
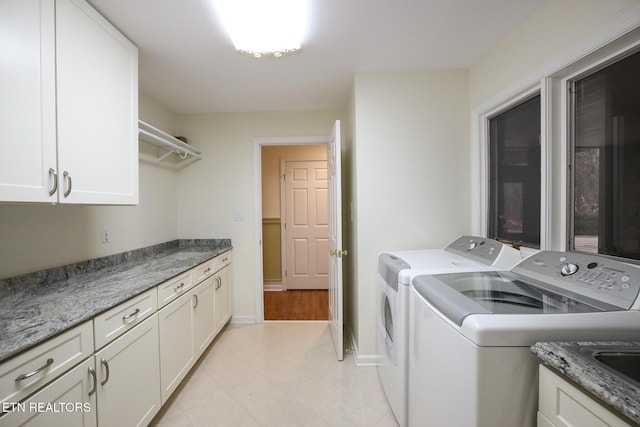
left=174, top=282, right=185, bottom=293
left=204, top=267, right=212, bottom=274
left=122, top=308, right=140, bottom=322
left=15, top=358, right=54, bottom=382
left=100, top=358, right=110, bottom=386
left=88, top=366, right=97, bottom=396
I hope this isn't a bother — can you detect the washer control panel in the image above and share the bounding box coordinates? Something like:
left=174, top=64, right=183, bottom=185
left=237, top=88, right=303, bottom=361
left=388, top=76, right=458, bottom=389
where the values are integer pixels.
left=514, top=251, right=640, bottom=309
left=445, top=236, right=506, bottom=265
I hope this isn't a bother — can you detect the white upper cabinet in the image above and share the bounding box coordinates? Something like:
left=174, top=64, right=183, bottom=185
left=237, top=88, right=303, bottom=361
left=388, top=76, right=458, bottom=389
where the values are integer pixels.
left=0, top=0, right=138, bottom=205
left=0, top=0, right=57, bottom=202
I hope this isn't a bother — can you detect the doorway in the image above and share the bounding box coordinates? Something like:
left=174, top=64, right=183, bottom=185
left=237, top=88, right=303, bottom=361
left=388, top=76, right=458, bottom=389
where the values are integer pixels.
left=260, top=144, right=328, bottom=320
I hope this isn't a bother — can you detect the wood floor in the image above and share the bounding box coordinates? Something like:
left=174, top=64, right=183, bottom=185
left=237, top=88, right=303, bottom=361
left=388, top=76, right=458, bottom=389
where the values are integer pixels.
left=263, top=289, right=328, bottom=320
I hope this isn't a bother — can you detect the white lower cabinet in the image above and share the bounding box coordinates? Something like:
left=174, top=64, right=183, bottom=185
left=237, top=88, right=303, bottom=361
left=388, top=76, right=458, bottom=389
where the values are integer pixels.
left=1, top=251, right=232, bottom=426
left=158, top=290, right=195, bottom=404
left=0, top=358, right=96, bottom=427
left=193, top=276, right=217, bottom=356
left=94, top=314, right=161, bottom=427
left=214, top=265, right=232, bottom=334
left=538, top=364, right=631, bottom=427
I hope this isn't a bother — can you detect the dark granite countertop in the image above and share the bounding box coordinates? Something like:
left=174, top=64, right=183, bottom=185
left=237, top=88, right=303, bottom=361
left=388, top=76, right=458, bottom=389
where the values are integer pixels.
left=0, top=239, right=231, bottom=363
left=531, top=341, right=640, bottom=425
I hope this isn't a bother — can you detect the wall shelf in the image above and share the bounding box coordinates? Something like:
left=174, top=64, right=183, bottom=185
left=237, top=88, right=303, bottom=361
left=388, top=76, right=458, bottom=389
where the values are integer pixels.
left=138, top=120, right=202, bottom=163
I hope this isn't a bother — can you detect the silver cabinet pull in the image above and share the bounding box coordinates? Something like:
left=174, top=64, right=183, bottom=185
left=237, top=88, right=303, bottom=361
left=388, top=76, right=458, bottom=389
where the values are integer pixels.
left=88, top=366, right=97, bottom=396
left=193, top=294, right=198, bottom=309
left=100, top=358, right=110, bottom=386
left=174, top=282, right=185, bottom=293
left=63, top=171, right=72, bottom=197
left=48, top=168, right=58, bottom=196
left=15, top=358, right=54, bottom=382
left=122, top=308, right=140, bottom=321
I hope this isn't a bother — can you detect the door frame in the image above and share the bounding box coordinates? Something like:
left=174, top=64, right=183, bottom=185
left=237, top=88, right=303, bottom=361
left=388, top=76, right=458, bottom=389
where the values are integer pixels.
left=253, top=136, right=330, bottom=323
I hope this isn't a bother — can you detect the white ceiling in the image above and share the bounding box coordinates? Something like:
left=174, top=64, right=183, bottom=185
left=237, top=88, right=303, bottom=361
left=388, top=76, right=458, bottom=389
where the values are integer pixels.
left=88, top=0, right=544, bottom=114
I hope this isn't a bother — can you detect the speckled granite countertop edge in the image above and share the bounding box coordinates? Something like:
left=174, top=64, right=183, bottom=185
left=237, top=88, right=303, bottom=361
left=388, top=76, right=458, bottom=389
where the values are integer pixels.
left=0, top=239, right=232, bottom=363
left=531, top=341, right=640, bottom=425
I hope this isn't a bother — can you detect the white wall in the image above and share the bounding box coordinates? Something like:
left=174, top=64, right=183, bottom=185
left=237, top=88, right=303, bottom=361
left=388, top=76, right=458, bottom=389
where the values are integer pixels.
left=0, top=92, right=179, bottom=279
left=350, top=70, right=470, bottom=359
left=174, top=110, right=345, bottom=321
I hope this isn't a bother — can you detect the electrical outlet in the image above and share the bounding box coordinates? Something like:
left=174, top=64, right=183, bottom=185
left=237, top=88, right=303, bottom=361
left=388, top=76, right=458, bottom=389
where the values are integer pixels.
left=102, top=226, right=110, bottom=243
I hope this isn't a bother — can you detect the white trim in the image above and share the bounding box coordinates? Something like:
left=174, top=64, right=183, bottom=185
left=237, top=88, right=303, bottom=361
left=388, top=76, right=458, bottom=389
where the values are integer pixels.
left=230, top=315, right=257, bottom=324
left=345, top=322, right=378, bottom=366
left=263, top=282, right=283, bottom=291
left=472, top=85, right=540, bottom=240
left=253, top=136, right=331, bottom=323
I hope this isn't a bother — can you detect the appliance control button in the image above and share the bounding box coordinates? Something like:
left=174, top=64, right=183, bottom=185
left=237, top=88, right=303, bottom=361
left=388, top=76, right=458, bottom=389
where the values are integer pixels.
left=587, top=262, right=598, bottom=269
left=467, top=242, right=477, bottom=251
left=561, top=263, right=579, bottom=276
left=560, top=256, right=567, bottom=262
left=622, top=276, right=630, bottom=282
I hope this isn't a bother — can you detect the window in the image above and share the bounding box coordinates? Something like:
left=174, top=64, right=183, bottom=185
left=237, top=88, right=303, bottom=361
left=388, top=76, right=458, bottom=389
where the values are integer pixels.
left=571, top=49, right=640, bottom=260
left=488, top=95, right=541, bottom=247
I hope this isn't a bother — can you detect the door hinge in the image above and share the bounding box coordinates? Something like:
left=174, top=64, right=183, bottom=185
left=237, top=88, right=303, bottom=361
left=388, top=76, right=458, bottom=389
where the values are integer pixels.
left=285, top=269, right=287, bottom=277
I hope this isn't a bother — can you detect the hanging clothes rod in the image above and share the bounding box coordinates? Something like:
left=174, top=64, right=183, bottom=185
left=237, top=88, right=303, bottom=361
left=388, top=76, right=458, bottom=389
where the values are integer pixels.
left=138, top=120, right=203, bottom=161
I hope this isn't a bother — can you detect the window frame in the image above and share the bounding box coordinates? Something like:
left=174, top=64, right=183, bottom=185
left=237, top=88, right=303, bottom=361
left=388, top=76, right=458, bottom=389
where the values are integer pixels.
left=566, top=45, right=640, bottom=259
left=472, top=17, right=640, bottom=258
left=485, top=91, right=542, bottom=248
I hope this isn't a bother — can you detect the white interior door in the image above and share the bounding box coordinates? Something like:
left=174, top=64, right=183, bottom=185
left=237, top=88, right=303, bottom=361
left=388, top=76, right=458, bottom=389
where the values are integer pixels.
left=328, top=120, right=344, bottom=361
left=284, top=160, right=329, bottom=290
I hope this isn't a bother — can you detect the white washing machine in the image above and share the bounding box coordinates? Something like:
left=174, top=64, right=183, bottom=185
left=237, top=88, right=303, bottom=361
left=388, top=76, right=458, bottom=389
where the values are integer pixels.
left=376, top=236, right=522, bottom=427
left=408, top=251, right=640, bottom=427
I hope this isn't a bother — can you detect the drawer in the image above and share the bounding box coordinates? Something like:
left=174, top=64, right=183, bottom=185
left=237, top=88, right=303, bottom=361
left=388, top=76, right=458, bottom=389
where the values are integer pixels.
left=93, top=288, right=157, bottom=350
left=0, top=321, right=93, bottom=406
left=157, top=270, right=194, bottom=308
left=194, top=259, right=215, bottom=284
left=216, top=251, right=232, bottom=271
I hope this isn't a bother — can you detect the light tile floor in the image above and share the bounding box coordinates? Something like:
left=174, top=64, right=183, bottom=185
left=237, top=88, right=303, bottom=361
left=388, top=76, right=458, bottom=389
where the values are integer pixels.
left=150, top=322, right=399, bottom=427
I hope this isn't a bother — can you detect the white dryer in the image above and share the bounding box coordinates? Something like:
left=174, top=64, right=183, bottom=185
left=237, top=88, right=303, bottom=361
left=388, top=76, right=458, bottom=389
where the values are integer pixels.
left=408, top=251, right=640, bottom=427
left=376, top=236, right=522, bottom=427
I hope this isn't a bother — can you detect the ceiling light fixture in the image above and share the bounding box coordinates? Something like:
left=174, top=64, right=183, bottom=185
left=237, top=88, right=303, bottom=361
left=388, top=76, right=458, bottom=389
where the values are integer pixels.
left=215, top=0, right=306, bottom=59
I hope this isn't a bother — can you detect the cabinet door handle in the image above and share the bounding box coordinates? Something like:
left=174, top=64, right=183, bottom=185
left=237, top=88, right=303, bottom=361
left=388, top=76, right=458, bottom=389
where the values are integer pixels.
left=88, top=366, right=97, bottom=396
left=215, top=277, right=222, bottom=290
left=63, top=171, right=72, bottom=197
left=193, top=294, right=198, bottom=309
left=174, top=282, right=185, bottom=293
left=15, top=358, right=54, bottom=382
left=122, top=308, right=140, bottom=322
left=100, top=358, right=110, bottom=386
left=48, top=168, right=58, bottom=196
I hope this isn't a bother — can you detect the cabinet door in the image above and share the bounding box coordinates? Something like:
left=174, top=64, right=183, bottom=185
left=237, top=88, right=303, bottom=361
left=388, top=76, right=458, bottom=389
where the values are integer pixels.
left=214, top=266, right=232, bottom=334
left=94, top=314, right=161, bottom=427
left=0, top=0, right=57, bottom=202
left=0, top=358, right=96, bottom=427
left=193, top=276, right=216, bottom=357
left=158, top=291, right=194, bottom=404
left=55, top=0, right=138, bottom=204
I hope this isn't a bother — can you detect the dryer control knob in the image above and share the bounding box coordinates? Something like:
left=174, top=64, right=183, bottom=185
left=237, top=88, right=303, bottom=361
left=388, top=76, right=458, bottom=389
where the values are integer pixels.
left=467, top=242, right=477, bottom=251
left=561, top=263, right=579, bottom=276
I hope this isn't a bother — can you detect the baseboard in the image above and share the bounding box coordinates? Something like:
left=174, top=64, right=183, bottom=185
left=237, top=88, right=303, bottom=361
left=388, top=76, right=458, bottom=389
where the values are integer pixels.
left=345, top=322, right=379, bottom=367
left=263, top=282, right=283, bottom=291
left=230, top=315, right=256, bottom=324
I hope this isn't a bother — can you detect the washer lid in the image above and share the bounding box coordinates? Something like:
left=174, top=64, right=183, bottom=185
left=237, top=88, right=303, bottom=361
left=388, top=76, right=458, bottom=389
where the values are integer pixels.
left=413, top=272, right=613, bottom=327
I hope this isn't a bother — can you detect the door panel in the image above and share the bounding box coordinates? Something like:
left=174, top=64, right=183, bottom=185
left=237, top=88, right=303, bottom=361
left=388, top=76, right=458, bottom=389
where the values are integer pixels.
left=285, top=160, right=329, bottom=289
left=328, top=120, right=344, bottom=361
